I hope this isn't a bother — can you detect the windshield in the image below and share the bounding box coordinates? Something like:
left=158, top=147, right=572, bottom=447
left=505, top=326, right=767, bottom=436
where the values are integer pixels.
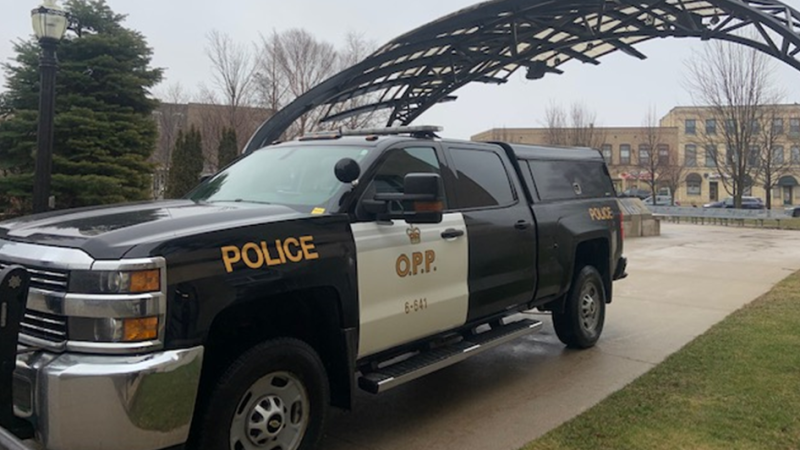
left=188, top=145, right=371, bottom=210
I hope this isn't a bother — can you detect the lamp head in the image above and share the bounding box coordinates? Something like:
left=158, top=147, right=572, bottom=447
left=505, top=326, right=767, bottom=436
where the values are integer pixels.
left=31, top=0, right=69, bottom=42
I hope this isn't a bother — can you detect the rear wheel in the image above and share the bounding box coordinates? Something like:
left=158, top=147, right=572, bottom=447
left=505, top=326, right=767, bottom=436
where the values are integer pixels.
left=192, top=338, right=329, bottom=450
left=553, top=266, right=606, bottom=349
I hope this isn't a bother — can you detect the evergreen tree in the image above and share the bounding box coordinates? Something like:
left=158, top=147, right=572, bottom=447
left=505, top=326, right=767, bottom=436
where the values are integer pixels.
left=166, top=127, right=203, bottom=198
left=0, top=0, right=163, bottom=212
left=217, top=127, right=239, bottom=169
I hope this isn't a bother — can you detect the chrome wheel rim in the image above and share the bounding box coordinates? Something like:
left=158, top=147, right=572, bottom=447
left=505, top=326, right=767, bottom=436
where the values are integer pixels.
left=579, top=282, right=601, bottom=334
left=231, top=371, right=309, bottom=450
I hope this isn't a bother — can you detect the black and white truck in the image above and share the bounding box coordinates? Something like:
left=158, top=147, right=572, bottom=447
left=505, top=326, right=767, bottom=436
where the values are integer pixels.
left=0, top=126, right=626, bottom=450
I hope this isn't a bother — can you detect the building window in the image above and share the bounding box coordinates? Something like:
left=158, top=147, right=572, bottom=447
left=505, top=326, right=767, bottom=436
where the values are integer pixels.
left=751, top=120, right=761, bottom=134
left=601, top=144, right=612, bottom=163
left=792, top=146, right=800, bottom=165
left=791, top=118, right=800, bottom=134
left=658, top=145, right=670, bottom=165
left=726, top=146, right=735, bottom=165
left=772, top=146, right=785, bottom=165
left=706, top=119, right=717, bottom=135
left=773, top=118, right=784, bottom=135
left=685, top=145, right=697, bottom=167
left=639, top=144, right=651, bottom=165
left=705, top=145, right=717, bottom=167
left=685, top=119, right=697, bottom=135
left=726, top=119, right=737, bottom=134
left=620, top=144, right=631, bottom=165
left=748, top=146, right=760, bottom=168
left=686, top=173, right=702, bottom=196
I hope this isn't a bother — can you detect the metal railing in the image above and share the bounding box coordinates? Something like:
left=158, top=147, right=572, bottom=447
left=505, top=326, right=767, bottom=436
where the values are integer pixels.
left=648, top=205, right=798, bottom=227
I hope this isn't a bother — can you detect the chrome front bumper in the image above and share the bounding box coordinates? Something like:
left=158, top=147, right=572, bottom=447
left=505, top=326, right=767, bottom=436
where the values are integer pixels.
left=13, top=346, right=203, bottom=450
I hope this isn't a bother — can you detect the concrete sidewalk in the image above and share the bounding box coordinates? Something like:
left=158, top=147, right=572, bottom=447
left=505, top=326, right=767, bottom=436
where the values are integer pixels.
left=322, top=224, right=800, bottom=450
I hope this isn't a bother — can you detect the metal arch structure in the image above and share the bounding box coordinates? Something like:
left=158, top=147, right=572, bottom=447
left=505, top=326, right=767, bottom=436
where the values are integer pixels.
left=244, top=0, right=800, bottom=153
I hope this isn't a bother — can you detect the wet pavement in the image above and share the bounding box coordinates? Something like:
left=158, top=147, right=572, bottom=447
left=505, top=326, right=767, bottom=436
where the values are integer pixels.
left=321, top=224, right=800, bottom=450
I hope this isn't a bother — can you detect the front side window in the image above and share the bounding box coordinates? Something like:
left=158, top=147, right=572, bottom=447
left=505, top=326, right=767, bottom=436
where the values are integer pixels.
left=685, top=145, right=697, bottom=167
left=620, top=144, right=631, bottom=165
left=364, top=147, right=447, bottom=213
left=450, top=148, right=515, bottom=209
left=189, top=145, right=371, bottom=210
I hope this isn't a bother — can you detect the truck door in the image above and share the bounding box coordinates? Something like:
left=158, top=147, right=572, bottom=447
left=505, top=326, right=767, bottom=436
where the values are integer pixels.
left=444, top=144, right=537, bottom=321
left=352, top=146, right=469, bottom=358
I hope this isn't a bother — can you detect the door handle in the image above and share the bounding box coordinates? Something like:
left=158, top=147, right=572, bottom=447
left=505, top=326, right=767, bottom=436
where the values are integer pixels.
left=441, top=229, right=465, bottom=240
left=515, top=220, right=531, bottom=230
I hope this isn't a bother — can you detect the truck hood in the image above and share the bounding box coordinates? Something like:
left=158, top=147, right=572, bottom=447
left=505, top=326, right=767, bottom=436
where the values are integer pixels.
left=0, top=200, right=306, bottom=260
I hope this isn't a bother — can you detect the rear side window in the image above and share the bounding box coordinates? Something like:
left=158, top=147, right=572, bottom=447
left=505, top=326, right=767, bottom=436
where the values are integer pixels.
left=528, top=160, right=614, bottom=201
left=450, top=148, right=516, bottom=209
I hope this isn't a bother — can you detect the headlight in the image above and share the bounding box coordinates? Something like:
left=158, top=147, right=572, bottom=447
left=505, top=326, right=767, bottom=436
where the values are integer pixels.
left=70, top=316, right=160, bottom=343
left=70, top=269, right=161, bottom=294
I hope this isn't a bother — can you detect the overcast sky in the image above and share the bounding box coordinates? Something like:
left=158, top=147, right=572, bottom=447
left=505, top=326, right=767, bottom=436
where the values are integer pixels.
left=3, top=0, right=800, bottom=140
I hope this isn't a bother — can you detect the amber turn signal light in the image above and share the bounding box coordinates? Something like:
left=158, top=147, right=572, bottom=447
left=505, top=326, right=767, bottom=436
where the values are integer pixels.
left=123, top=317, right=159, bottom=342
left=130, top=269, right=160, bottom=293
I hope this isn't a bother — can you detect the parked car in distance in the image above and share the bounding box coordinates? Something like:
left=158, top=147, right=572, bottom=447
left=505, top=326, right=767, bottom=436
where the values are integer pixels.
left=786, top=205, right=800, bottom=218
left=703, top=197, right=765, bottom=210
left=619, top=188, right=651, bottom=199
left=643, top=195, right=678, bottom=206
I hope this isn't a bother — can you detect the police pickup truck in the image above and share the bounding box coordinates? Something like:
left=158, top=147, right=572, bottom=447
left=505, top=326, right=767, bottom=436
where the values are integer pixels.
left=0, top=126, right=626, bottom=450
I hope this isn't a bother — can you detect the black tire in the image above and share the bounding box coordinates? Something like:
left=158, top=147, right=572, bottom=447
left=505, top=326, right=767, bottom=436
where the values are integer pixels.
left=191, top=338, right=329, bottom=450
left=553, top=266, right=606, bottom=349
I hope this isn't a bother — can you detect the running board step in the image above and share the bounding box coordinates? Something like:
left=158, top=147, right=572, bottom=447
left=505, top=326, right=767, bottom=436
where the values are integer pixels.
left=358, top=318, right=542, bottom=394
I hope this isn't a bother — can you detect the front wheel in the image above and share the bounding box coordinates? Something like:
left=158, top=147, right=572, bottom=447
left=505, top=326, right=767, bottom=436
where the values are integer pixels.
left=192, top=338, right=329, bottom=450
left=553, top=265, right=606, bottom=349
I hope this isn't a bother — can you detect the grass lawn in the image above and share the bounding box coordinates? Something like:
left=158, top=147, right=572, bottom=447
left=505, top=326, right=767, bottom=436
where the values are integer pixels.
left=524, top=272, right=800, bottom=450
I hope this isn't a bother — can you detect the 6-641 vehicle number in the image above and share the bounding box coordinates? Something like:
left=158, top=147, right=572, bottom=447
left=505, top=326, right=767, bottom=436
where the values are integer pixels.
left=405, top=298, right=428, bottom=314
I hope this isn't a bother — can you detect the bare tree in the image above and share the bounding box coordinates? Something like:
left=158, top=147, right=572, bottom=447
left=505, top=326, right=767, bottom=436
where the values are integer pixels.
left=269, top=29, right=339, bottom=138
left=251, top=29, right=391, bottom=141
left=254, top=31, right=290, bottom=115
left=153, top=82, right=189, bottom=168
left=684, top=39, right=782, bottom=208
left=660, top=157, right=686, bottom=207
left=756, top=107, right=792, bottom=208
left=543, top=101, right=606, bottom=149
left=323, top=32, right=388, bottom=131
left=152, top=82, right=190, bottom=199
left=205, top=30, right=257, bottom=139
left=638, top=106, right=673, bottom=202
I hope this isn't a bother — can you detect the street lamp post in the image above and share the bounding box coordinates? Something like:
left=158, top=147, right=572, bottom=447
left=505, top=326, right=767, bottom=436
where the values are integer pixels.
left=31, top=0, right=68, bottom=214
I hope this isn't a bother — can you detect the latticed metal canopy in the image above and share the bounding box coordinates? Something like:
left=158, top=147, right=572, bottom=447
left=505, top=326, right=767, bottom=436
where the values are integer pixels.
left=244, top=0, right=800, bottom=153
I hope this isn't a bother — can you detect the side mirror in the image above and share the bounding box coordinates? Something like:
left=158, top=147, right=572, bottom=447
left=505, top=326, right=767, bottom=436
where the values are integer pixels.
left=199, top=174, right=214, bottom=184
left=335, top=158, right=361, bottom=183
left=372, top=173, right=443, bottom=224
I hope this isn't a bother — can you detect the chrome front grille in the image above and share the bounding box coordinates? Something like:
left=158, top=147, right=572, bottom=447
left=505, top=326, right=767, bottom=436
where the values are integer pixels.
left=0, top=259, right=70, bottom=348
left=0, top=260, right=69, bottom=293
left=21, top=310, right=68, bottom=343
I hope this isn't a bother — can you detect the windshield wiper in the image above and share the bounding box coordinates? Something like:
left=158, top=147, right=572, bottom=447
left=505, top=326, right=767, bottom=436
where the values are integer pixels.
left=206, top=199, right=273, bottom=205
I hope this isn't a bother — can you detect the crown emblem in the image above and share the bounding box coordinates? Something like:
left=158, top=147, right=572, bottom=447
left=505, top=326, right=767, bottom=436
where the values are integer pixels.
left=406, top=226, right=422, bottom=245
